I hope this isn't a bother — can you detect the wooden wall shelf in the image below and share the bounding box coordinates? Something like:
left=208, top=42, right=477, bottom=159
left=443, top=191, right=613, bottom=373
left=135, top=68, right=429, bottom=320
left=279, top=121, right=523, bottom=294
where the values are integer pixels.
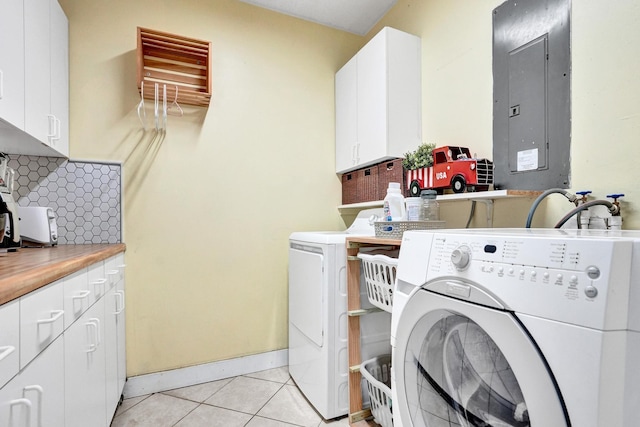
left=137, top=27, right=212, bottom=107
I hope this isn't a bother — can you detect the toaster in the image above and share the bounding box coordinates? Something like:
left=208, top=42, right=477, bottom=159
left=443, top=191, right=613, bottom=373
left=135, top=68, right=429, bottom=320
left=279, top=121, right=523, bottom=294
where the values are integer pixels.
left=18, top=206, right=58, bottom=246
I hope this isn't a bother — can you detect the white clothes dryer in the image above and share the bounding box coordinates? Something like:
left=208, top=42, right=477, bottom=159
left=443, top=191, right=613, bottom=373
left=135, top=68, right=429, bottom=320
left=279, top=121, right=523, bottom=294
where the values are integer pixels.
left=289, top=209, right=392, bottom=420
left=391, top=229, right=640, bottom=427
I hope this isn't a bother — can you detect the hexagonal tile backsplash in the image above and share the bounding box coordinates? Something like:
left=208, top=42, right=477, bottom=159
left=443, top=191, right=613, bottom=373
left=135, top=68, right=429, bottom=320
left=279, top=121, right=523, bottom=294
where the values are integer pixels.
left=7, top=155, right=122, bottom=244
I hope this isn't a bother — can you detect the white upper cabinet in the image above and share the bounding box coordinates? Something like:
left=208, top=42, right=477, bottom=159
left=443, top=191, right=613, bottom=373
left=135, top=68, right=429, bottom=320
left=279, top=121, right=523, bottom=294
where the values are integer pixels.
left=49, top=0, right=69, bottom=156
left=0, top=0, right=25, bottom=131
left=0, top=0, right=69, bottom=158
left=335, top=56, right=358, bottom=173
left=24, top=0, right=52, bottom=145
left=335, top=27, right=422, bottom=174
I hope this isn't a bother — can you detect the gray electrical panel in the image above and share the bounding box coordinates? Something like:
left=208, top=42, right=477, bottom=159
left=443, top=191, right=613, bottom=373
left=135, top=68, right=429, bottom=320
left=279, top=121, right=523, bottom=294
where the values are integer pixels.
left=493, top=0, right=571, bottom=190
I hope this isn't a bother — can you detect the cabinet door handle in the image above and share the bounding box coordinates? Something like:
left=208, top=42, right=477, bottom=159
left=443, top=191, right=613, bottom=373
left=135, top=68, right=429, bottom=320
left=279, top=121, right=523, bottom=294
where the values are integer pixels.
left=50, top=116, right=61, bottom=142
left=107, top=269, right=119, bottom=286
left=46, top=115, right=61, bottom=142
left=9, top=398, right=32, bottom=426
left=23, top=385, right=43, bottom=427
left=36, top=309, right=64, bottom=325
left=47, top=114, right=56, bottom=139
left=92, top=278, right=107, bottom=286
left=85, top=321, right=98, bottom=353
left=71, top=290, right=91, bottom=300
left=92, top=278, right=107, bottom=295
left=89, top=317, right=101, bottom=346
left=115, top=291, right=126, bottom=315
left=0, top=345, right=15, bottom=362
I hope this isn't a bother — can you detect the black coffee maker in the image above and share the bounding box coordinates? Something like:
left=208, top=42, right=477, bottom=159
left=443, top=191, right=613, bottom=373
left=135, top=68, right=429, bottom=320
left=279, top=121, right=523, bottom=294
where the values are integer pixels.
left=0, top=153, right=20, bottom=251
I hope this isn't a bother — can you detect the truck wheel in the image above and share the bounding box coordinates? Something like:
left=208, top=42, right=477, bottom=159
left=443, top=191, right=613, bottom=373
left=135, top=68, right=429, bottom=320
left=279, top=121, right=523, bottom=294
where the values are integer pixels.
left=451, top=176, right=466, bottom=193
left=409, top=181, right=422, bottom=197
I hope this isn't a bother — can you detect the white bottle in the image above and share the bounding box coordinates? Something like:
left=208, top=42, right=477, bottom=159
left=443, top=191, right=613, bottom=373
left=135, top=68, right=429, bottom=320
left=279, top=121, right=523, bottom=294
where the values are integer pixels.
left=383, top=182, right=406, bottom=221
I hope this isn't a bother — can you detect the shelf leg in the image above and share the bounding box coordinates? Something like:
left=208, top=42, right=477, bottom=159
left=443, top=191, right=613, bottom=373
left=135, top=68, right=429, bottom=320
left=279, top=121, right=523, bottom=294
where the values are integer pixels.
left=476, top=199, right=494, bottom=227
left=347, top=245, right=364, bottom=419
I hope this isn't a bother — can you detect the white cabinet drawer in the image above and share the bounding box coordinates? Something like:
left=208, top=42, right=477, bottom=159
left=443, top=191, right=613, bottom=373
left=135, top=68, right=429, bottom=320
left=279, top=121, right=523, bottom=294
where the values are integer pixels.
left=88, top=261, right=106, bottom=304
left=20, top=281, right=64, bottom=369
left=64, top=268, right=90, bottom=329
left=0, top=300, right=19, bottom=389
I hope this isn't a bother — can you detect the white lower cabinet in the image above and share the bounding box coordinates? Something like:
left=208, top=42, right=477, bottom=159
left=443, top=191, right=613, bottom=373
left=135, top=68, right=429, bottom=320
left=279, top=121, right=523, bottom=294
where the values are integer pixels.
left=0, top=337, right=65, bottom=427
left=105, top=287, right=120, bottom=423
left=0, top=252, right=125, bottom=427
left=65, top=299, right=107, bottom=427
left=0, top=300, right=19, bottom=390
left=116, top=260, right=126, bottom=397
left=105, top=253, right=127, bottom=422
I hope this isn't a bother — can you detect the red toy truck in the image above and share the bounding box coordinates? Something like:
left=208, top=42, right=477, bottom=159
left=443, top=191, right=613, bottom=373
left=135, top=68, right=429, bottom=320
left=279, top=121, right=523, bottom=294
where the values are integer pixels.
left=406, top=146, right=493, bottom=196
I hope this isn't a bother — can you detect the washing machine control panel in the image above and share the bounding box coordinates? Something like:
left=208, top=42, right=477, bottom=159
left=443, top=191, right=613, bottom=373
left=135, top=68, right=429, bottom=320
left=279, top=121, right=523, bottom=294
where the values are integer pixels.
left=422, top=233, right=634, bottom=330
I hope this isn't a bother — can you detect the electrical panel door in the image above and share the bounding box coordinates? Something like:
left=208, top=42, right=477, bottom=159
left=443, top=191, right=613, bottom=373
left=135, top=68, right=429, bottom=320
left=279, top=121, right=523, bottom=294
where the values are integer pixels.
left=493, top=0, right=571, bottom=190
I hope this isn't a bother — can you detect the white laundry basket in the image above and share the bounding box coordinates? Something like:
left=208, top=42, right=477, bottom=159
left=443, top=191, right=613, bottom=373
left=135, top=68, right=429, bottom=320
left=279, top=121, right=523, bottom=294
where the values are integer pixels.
left=357, top=253, right=398, bottom=313
left=360, top=355, right=393, bottom=427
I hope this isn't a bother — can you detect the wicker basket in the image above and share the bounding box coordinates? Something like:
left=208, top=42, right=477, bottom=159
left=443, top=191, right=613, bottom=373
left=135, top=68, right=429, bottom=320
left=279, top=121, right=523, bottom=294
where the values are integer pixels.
left=341, top=172, right=358, bottom=205
left=360, top=355, right=393, bottom=427
left=341, top=159, right=408, bottom=205
left=374, top=220, right=445, bottom=239
left=357, top=253, right=398, bottom=313
left=377, top=158, right=407, bottom=199
left=341, top=165, right=379, bottom=204
left=357, top=166, right=379, bottom=203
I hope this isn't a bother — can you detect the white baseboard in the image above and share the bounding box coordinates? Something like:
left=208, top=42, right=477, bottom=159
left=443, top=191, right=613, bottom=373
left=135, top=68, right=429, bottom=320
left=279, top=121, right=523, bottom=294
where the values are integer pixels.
left=123, top=349, right=288, bottom=398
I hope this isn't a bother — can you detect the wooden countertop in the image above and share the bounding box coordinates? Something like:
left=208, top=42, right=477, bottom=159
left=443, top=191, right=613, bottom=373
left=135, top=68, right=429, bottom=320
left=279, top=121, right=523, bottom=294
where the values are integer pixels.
left=0, top=244, right=126, bottom=305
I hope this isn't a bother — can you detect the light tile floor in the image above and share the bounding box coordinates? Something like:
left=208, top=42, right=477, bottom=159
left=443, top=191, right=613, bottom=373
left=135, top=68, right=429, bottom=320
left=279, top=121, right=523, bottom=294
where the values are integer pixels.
left=110, top=367, right=381, bottom=427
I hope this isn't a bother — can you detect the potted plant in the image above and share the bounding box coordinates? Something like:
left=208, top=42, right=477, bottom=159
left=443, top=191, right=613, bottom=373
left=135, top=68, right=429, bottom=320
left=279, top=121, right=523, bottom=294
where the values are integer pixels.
left=402, top=143, right=435, bottom=170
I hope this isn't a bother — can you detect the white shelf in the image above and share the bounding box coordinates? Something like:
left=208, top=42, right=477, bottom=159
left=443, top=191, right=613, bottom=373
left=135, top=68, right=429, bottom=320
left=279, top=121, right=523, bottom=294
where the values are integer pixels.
left=338, top=189, right=542, bottom=227
left=338, top=189, right=541, bottom=211
left=436, top=189, right=542, bottom=202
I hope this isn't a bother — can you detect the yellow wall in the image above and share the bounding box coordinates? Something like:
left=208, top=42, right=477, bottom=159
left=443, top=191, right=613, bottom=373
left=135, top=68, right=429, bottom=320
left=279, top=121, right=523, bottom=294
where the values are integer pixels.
left=59, top=0, right=363, bottom=376
left=374, top=0, right=640, bottom=228
left=59, top=0, right=640, bottom=377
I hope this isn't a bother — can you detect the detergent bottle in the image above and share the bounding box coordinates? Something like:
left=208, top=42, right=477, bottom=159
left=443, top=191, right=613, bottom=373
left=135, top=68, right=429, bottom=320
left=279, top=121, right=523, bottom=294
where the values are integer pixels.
left=383, top=182, right=406, bottom=221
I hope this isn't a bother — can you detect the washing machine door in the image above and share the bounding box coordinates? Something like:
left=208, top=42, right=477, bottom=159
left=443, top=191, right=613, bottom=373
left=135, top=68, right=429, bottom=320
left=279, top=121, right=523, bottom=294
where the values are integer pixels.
left=394, top=285, right=570, bottom=427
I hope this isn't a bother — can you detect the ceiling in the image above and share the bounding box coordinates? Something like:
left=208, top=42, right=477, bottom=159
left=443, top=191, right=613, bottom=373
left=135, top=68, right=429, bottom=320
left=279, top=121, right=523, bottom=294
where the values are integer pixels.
left=237, top=0, right=398, bottom=35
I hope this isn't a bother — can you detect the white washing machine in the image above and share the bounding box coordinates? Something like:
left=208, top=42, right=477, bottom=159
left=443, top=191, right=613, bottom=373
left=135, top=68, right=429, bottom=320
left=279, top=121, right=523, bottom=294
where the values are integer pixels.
left=289, top=209, right=392, bottom=420
left=391, top=229, right=640, bottom=427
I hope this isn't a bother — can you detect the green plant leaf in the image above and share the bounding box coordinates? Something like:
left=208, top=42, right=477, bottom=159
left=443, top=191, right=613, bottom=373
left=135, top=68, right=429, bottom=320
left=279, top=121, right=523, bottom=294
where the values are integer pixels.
left=403, top=143, right=435, bottom=169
